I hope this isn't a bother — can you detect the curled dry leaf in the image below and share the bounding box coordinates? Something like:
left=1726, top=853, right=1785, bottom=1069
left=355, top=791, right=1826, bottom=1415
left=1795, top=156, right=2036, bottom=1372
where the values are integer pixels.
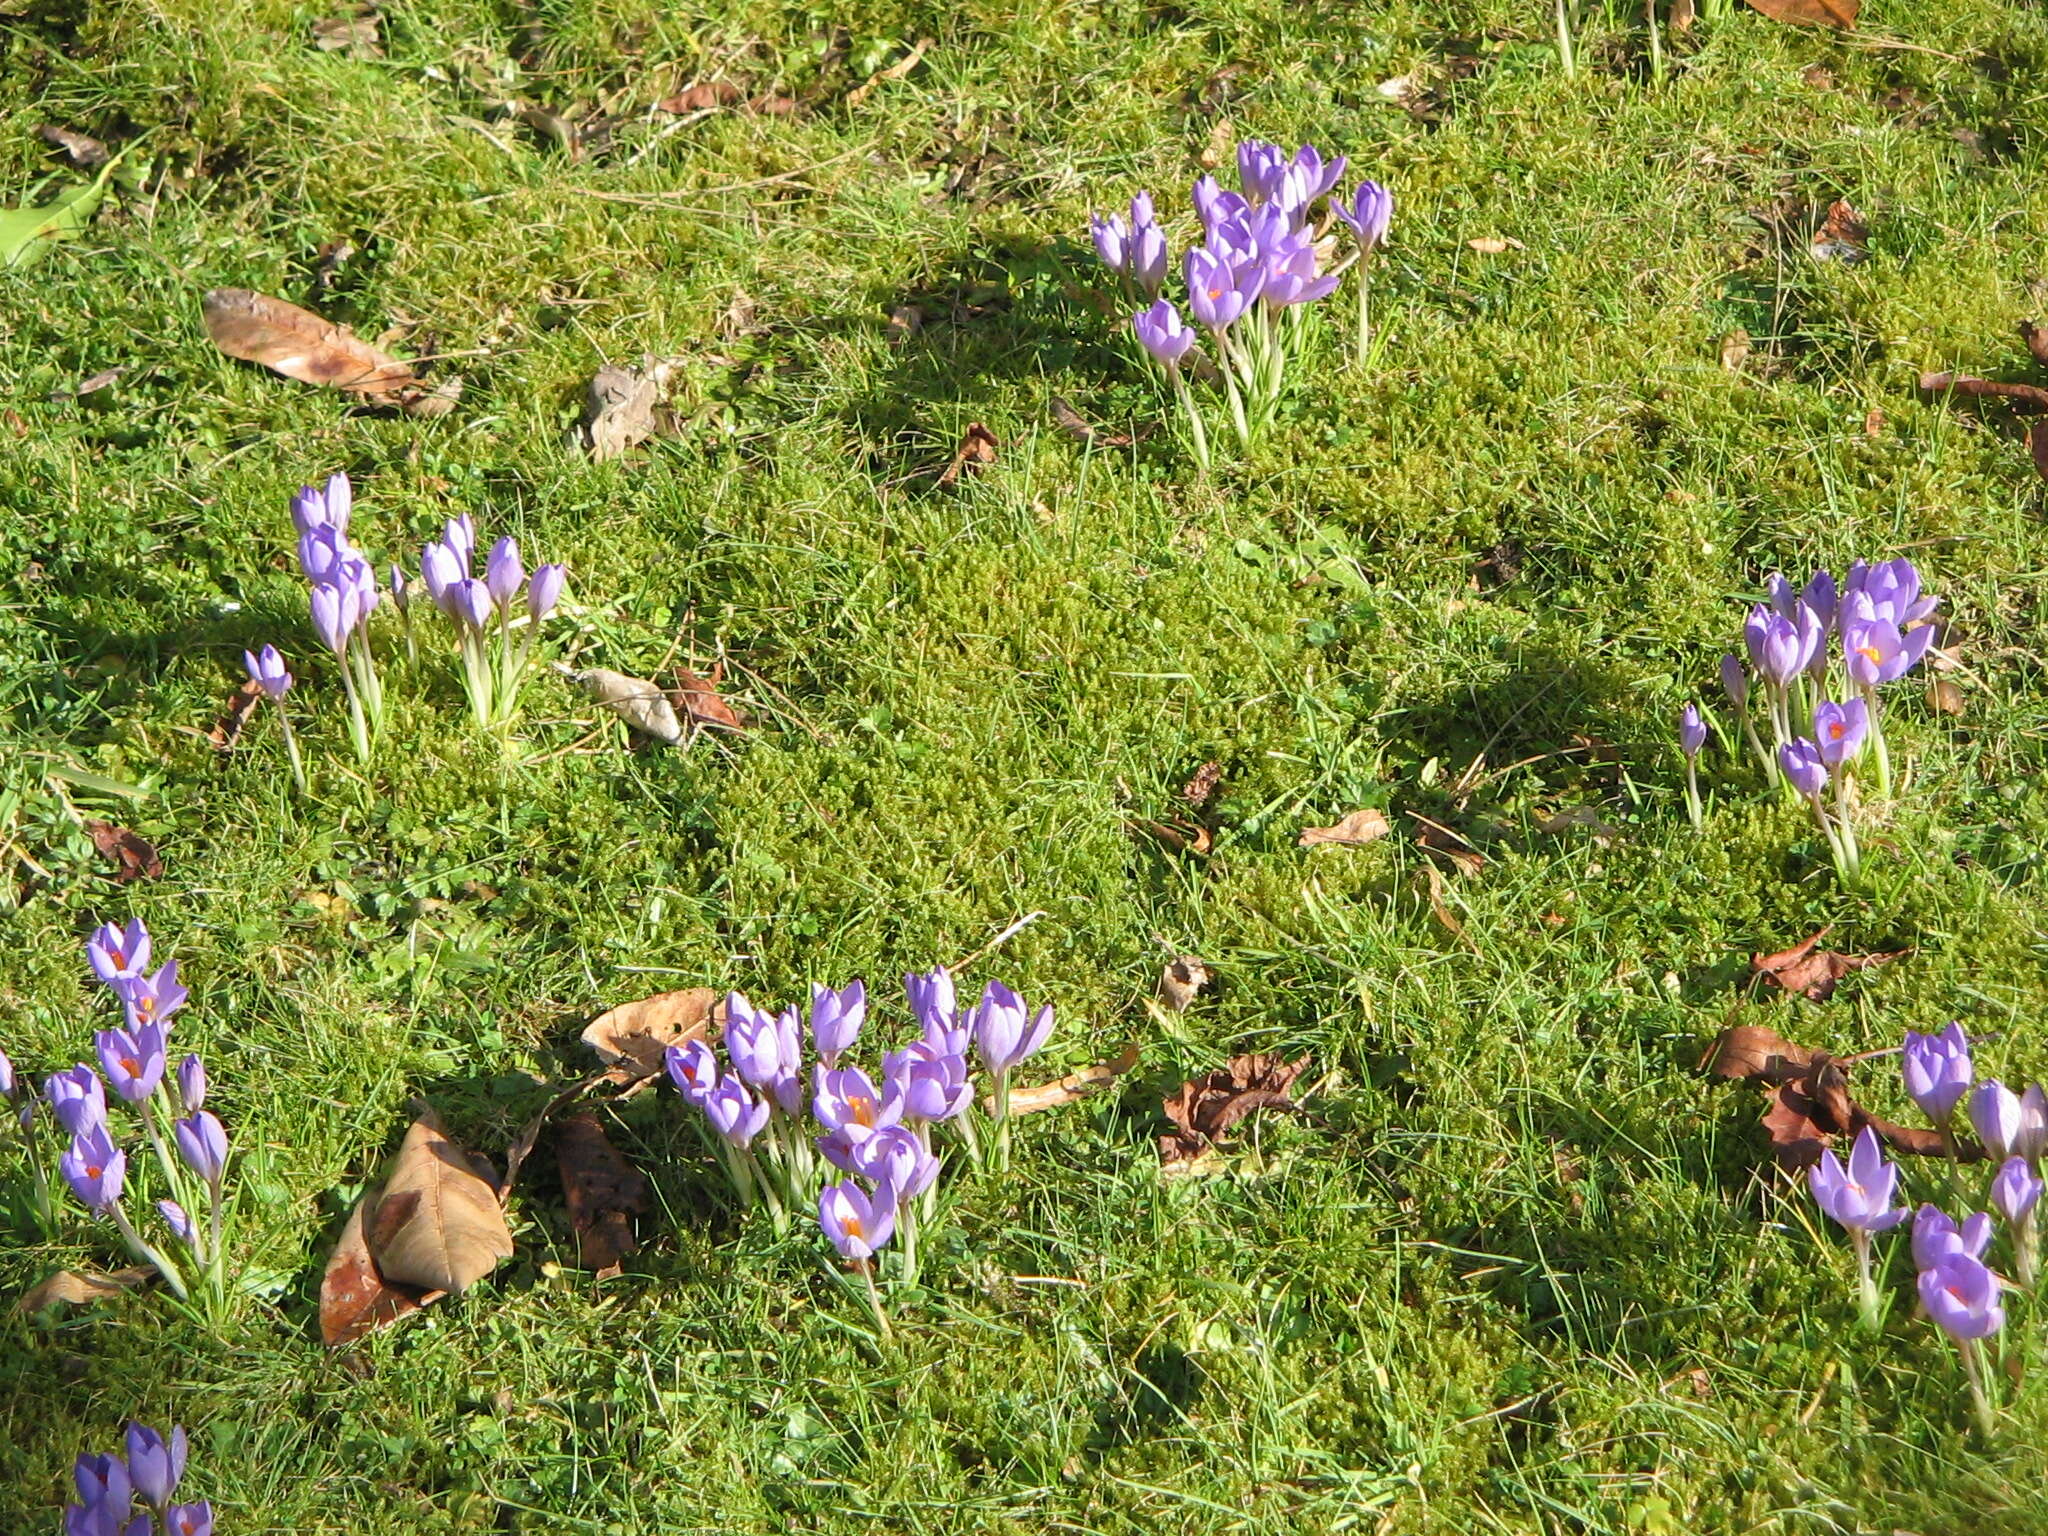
left=1917, top=371, right=2048, bottom=413
left=368, top=1115, right=515, bottom=1294
left=1160, top=1053, right=1311, bottom=1164
left=1719, top=329, right=1752, bottom=371
left=572, top=356, right=680, bottom=461
left=320, top=1185, right=441, bottom=1345
left=501, top=1072, right=610, bottom=1196
left=1001, top=1043, right=1141, bottom=1115
left=1743, top=0, right=1859, bottom=26
left=311, top=14, right=383, bottom=57
left=1467, top=236, right=1522, bottom=255
left=211, top=678, right=265, bottom=756
left=2020, top=318, right=2048, bottom=368
left=85, top=820, right=162, bottom=882
left=15, top=1267, right=151, bottom=1315
left=1181, top=760, right=1223, bottom=809
left=1159, top=955, right=1211, bottom=1013
left=1698, top=1023, right=1819, bottom=1084
left=1750, top=927, right=1903, bottom=1002
left=38, top=124, right=110, bottom=168
left=1809, top=200, right=1868, bottom=263
left=1926, top=677, right=1966, bottom=717
left=668, top=665, right=745, bottom=733
left=581, top=987, right=722, bottom=1089
left=937, top=422, right=1000, bottom=487
left=202, top=288, right=460, bottom=417
left=1299, top=808, right=1391, bottom=848
left=1412, top=815, right=1484, bottom=876
left=2031, top=420, right=2048, bottom=484
left=1131, top=817, right=1211, bottom=856
left=557, top=1113, right=646, bottom=1277
left=657, top=80, right=743, bottom=113
left=558, top=666, right=685, bottom=744
left=1535, top=807, right=1623, bottom=845
left=844, top=37, right=930, bottom=110
left=1049, top=395, right=1134, bottom=448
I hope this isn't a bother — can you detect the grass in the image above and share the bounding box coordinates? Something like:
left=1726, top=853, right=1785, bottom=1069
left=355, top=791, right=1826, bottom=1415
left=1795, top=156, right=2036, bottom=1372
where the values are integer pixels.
left=5, top=0, right=2048, bottom=1528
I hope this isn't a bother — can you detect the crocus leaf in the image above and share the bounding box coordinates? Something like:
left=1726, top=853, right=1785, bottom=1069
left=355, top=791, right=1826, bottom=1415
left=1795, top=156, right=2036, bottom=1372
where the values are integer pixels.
left=557, top=1113, right=646, bottom=1277
left=366, top=1115, right=515, bottom=1294
left=1299, top=809, right=1391, bottom=848
left=557, top=666, right=686, bottom=744
left=1742, top=0, right=1858, bottom=26
left=1001, top=1043, right=1141, bottom=1116
left=84, top=819, right=162, bottom=882
left=1159, top=1053, right=1311, bottom=1164
left=0, top=154, right=122, bottom=269
left=581, top=987, right=722, bottom=1088
left=319, top=1183, right=441, bottom=1346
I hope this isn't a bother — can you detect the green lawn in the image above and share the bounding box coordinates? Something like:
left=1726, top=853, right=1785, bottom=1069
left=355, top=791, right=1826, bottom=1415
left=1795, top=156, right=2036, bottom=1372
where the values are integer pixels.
left=5, top=0, right=2048, bottom=1529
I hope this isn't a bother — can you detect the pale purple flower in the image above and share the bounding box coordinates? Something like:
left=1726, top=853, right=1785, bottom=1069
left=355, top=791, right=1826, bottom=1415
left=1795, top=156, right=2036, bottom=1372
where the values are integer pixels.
left=906, top=966, right=958, bottom=1040
left=971, top=980, right=1054, bottom=1075
left=243, top=645, right=292, bottom=700
left=45, top=1065, right=106, bottom=1136
left=451, top=578, right=494, bottom=633
left=1132, top=299, right=1197, bottom=367
left=1971, top=1081, right=2026, bottom=1162
left=1768, top=571, right=1837, bottom=630
left=1812, top=697, right=1867, bottom=769
left=309, top=582, right=354, bottom=655
left=158, top=1199, right=194, bottom=1244
left=174, top=1111, right=228, bottom=1183
left=809, top=980, right=866, bottom=1063
left=1842, top=593, right=1934, bottom=688
left=485, top=536, right=525, bottom=609
left=527, top=563, right=567, bottom=623
left=853, top=1125, right=940, bottom=1201
left=1779, top=738, right=1826, bottom=801
left=1918, top=1250, right=2004, bottom=1341
left=1719, top=653, right=1748, bottom=709
left=1334, top=179, right=1393, bottom=251
left=1185, top=246, right=1263, bottom=330
left=443, top=514, right=476, bottom=573
left=1744, top=603, right=1825, bottom=690
left=818, top=1178, right=897, bottom=1260
left=113, top=960, right=187, bottom=1031
left=1991, top=1157, right=2042, bottom=1225
left=421, top=541, right=463, bottom=607
left=88, top=918, right=151, bottom=984
left=723, top=992, right=795, bottom=1094
left=1912, top=1204, right=1993, bottom=1268
left=700, top=1077, right=767, bottom=1148
left=812, top=1065, right=900, bottom=1136
left=2017, top=1084, right=2048, bottom=1163
left=1679, top=704, right=1706, bottom=760
left=71, top=1452, right=131, bottom=1520
left=1844, top=557, right=1937, bottom=629
left=883, top=1038, right=973, bottom=1123
left=1808, top=1126, right=1907, bottom=1233
left=125, top=1421, right=187, bottom=1513
left=176, top=1054, right=206, bottom=1113
left=166, top=1505, right=214, bottom=1536
left=1192, top=174, right=1249, bottom=236
left=1902, top=1022, right=1972, bottom=1126
left=60, top=1125, right=125, bottom=1210
left=95, top=1022, right=168, bottom=1104
left=665, top=1038, right=719, bottom=1107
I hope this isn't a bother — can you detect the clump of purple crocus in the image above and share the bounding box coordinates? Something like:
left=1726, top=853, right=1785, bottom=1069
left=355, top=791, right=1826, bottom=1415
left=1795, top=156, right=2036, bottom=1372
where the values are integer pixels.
left=417, top=514, right=567, bottom=738
left=663, top=965, right=1055, bottom=1328
left=5, top=919, right=234, bottom=1314
left=293, top=472, right=385, bottom=761
left=61, top=1420, right=212, bottom=1536
left=1096, top=140, right=1384, bottom=461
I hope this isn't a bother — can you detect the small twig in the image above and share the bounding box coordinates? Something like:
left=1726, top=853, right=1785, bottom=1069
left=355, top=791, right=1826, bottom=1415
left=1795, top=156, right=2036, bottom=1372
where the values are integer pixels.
left=945, top=910, right=1047, bottom=975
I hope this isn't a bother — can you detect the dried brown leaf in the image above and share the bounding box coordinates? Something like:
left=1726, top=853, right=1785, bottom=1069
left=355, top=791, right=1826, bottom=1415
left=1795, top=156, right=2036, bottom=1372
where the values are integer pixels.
left=668, top=666, right=745, bottom=732
left=561, top=666, right=685, bottom=744
left=15, top=1267, right=151, bottom=1315
left=573, top=357, right=680, bottom=461
left=1160, top=1053, right=1311, bottom=1163
left=320, top=1185, right=441, bottom=1346
left=210, top=678, right=264, bottom=756
left=937, top=421, right=1000, bottom=487
left=656, top=80, right=742, bottom=113
left=1048, top=395, right=1134, bottom=448
left=38, top=124, right=109, bottom=168
left=1743, top=0, right=1859, bottom=26
left=581, top=987, right=722, bottom=1087
left=311, top=14, right=382, bottom=57
left=1699, top=1024, right=1819, bottom=1083
left=1535, top=807, right=1623, bottom=844
left=1412, top=816, right=1484, bottom=876
left=1299, top=809, right=1392, bottom=848
left=368, top=1116, right=515, bottom=1294
left=85, top=820, right=161, bottom=882
left=2020, top=319, right=2048, bottom=368
left=1159, top=956, right=1210, bottom=1013
left=1467, top=236, right=1523, bottom=255
left=1926, top=677, right=1966, bottom=717
left=1719, top=329, right=1751, bottom=371
left=1131, top=817, right=1212, bottom=856
left=1918, top=371, right=2048, bottom=413
left=1181, top=761, right=1223, bottom=809
left=2031, top=420, right=2048, bottom=484
left=202, top=288, right=420, bottom=399
left=1809, top=199, right=1868, bottom=263
left=845, top=37, right=929, bottom=109
left=999, top=1043, right=1141, bottom=1116
left=557, top=1113, right=646, bottom=1276
left=1750, top=927, right=1903, bottom=1002
left=884, top=304, right=923, bottom=347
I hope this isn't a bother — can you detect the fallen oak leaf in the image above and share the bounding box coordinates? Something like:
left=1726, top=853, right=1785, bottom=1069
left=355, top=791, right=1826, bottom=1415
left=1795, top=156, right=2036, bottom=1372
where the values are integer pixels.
left=1299, top=808, right=1391, bottom=848
left=319, top=1185, right=441, bottom=1346
left=1160, top=1052, right=1311, bottom=1163
left=557, top=1113, right=646, bottom=1277
left=1698, top=1023, right=1819, bottom=1083
left=936, top=421, right=1000, bottom=487
left=1917, top=371, right=2048, bottom=413
left=1750, top=927, right=1904, bottom=1002
left=85, top=820, right=161, bottom=882
left=367, top=1113, right=515, bottom=1294
left=581, top=987, right=723, bottom=1093
left=667, top=665, right=745, bottom=733
left=1001, top=1043, right=1141, bottom=1115
left=210, top=678, right=265, bottom=756
left=15, top=1266, right=152, bottom=1315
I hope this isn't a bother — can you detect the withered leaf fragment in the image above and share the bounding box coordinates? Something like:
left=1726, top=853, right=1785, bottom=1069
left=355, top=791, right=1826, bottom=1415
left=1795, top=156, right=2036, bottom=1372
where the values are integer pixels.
left=202, top=288, right=459, bottom=416
left=572, top=356, right=680, bottom=461
left=1131, top=817, right=1211, bottom=856
left=1917, top=371, right=2048, bottom=413
left=1049, top=395, right=1134, bottom=448
left=1159, top=956, right=1211, bottom=1013
left=656, top=80, right=742, bottom=113
left=2020, top=319, right=2048, bottom=368
left=1299, top=809, right=1391, bottom=848
left=15, top=1267, right=151, bottom=1315
left=319, top=1186, right=441, bottom=1347
left=1743, top=0, right=1859, bottom=25
left=1181, top=761, right=1223, bottom=809
left=557, top=665, right=685, bottom=744
left=210, top=679, right=265, bottom=756
left=311, top=14, right=383, bottom=57
left=39, top=125, right=110, bottom=168
left=1160, top=1053, right=1311, bottom=1164
left=937, top=422, right=1000, bottom=487
left=557, top=1114, right=646, bottom=1277
left=668, top=665, right=745, bottom=733
left=2031, top=421, right=2048, bottom=484
left=1002, top=1043, right=1141, bottom=1115
left=368, top=1114, right=515, bottom=1294
left=85, top=820, right=161, bottom=882
left=581, top=987, right=722, bottom=1088
left=1698, top=1023, right=1818, bottom=1084
left=1809, top=200, right=1868, bottom=263
left=1750, top=927, right=1903, bottom=1002
left=1760, top=1054, right=1965, bottom=1170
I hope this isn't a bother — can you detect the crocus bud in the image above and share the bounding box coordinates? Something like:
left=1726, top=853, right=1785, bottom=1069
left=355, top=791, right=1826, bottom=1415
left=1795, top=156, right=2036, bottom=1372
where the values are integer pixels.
left=388, top=564, right=410, bottom=614
left=1911, top=1203, right=1992, bottom=1268
left=1971, top=1080, right=2025, bottom=1161
left=1778, top=738, right=1826, bottom=801
left=723, top=992, right=792, bottom=1092
left=1678, top=704, right=1706, bottom=760
left=176, top=1053, right=206, bottom=1112
left=443, top=514, right=476, bottom=572
left=1089, top=211, right=1131, bottom=274
left=174, top=1110, right=228, bottom=1184
left=527, top=563, right=567, bottom=623
left=665, top=1038, right=719, bottom=1107
left=810, top=980, right=867, bottom=1064
left=485, top=536, right=525, bottom=609
left=1719, top=653, right=1748, bottom=709
left=1132, top=299, right=1197, bottom=368
left=1902, top=1022, right=1972, bottom=1126
left=157, top=1199, right=195, bottom=1244
left=2016, top=1084, right=2047, bottom=1164
left=45, top=1065, right=106, bottom=1136
left=1334, top=179, right=1393, bottom=251
left=1991, top=1157, right=2043, bottom=1225
left=309, top=583, right=351, bottom=655
left=421, top=541, right=463, bottom=606
left=0, top=1048, right=13, bottom=1099
left=125, top=1422, right=187, bottom=1513
left=971, top=979, right=1055, bottom=1076
left=700, top=1077, right=768, bottom=1148
left=452, top=578, right=494, bottom=633
left=72, top=1451, right=131, bottom=1517
left=243, top=644, right=292, bottom=701
left=321, top=472, right=353, bottom=534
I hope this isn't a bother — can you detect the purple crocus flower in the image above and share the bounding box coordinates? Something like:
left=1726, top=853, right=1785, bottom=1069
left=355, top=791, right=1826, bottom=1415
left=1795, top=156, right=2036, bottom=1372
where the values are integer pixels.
left=389, top=564, right=410, bottom=613
left=906, top=966, right=957, bottom=1039
left=723, top=992, right=794, bottom=1094
left=818, top=1178, right=897, bottom=1260
left=60, top=1125, right=125, bottom=1210
left=700, top=1077, right=767, bottom=1148
left=1918, top=1250, right=2004, bottom=1341
left=2018, top=1084, right=2048, bottom=1163
left=1971, top=1081, right=2025, bottom=1162
left=1132, top=299, right=1198, bottom=367
left=1992, top=1157, right=2043, bottom=1225
left=1090, top=209, right=1132, bottom=274
left=1236, top=140, right=1288, bottom=204
left=1778, top=738, right=1827, bottom=801
left=158, top=1199, right=194, bottom=1244
left=527, top=563, right=567, bottom=623
left=883, top=1038, right=973, bottom=1122
left=73, top=1451, right=131, bottom=1517
left=812, top=1065, right=901, bottom=1136
left=126, top=1422, right=187, bottom=1513
left=665, top=1038, right=719, bottom=1107
left=1912, top=1204, right=1993, bottom=1268
left=1185, top=246, right=1263, bottom=330
left=88, top=918, right=152, bottom=984
left=114, top=960, right=188, bottom=1031
left=1768, top=571, right=1837, bottom=630
left=174, top=1111, right=229, bottom=1183
left=1678, top=704, right=1706, bottom=760
left=166, top=1506, right=214, bottom=1536
left=298, top=526, right=345, bottom=585
left=484, top=537, right=525, bottom=609
left=1743, top=603, right=1824, bottom=690
left=1808, top=1126, right=1908, bottom=1233
left=809, top=980, right=866, bottom=1064
left=1286, top=144, right=1347, bottom=207
left=815, top=1124, right=870, bottom=1174
left=971, top=980, right=1055, bottom=1075
left=45, top=1065, right=106, bottom=1136
left=96, top=1022, right=168, bottom=1104
left=443, top=514, right=476, bottom=573
left=176, top=1054, right=206, bottom=1113
left=1843, top=597, right=1934, bottom=688
left=0, top=1048, right=11, bottom=1099
left=1902, top=1022, right=1972, bottom=1126
left=1260, top=234, right=1339, bottom=307
left=1334, top=180, right=1393, bottom=251
left=1719, top=654, right=1748, bottom=709
left=1845, top=558, right=1937, bottom=628
left=451, top=578, right=494, bottom=634
left=853, top=1125, right=940, bottom=1201
left=421, top=541, right=463, bottom=607
left=1192, top=174, right=1249, bottom=236
left=1812, top=698, right=1867, bottom=769
left=309, top=582, right=354, bottom=655
left=243, top=645, right=292, bottom=700
left=1128, top=203, right=1168, bottom=297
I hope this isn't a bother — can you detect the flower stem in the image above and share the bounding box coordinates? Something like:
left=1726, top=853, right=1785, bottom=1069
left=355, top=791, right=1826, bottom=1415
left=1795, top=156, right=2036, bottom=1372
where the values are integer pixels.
left=1860, top=683, right=1892, bottom=800
left=1683, top=759, right=1703, bottom=833
left=1960, top=1337, right=1997, bottom=1438
left=107, top=1201, right=188, bottom=1300
left=1852, top=1229, right=1881, bottom=1331
left=1170, top=365, right=1211, bottom=470
left=275, top=707, right=309, bottom=796
left=860, top=1258, right=894, bottom=1343
left=1353, top=261, right=1373, bottom=366
left=994, top=1069, right=1012, bottom=1174
left=1213, top=328, right=1251, bottom=449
